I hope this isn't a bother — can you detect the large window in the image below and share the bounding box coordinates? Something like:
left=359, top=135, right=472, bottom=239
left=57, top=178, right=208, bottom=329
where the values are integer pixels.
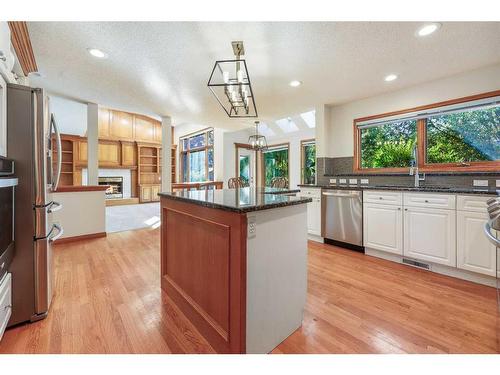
left=262, top=143, right=289, bottom=187
left=354, top=91, right=500, bottom=173
left=301, top=139, right=316, bottom=184
left=180, top=128, right=214, bottom=182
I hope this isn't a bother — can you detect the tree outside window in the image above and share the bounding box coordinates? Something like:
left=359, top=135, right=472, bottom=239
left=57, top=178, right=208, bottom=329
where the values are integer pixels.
left=301, top=139, right=316, bottom=184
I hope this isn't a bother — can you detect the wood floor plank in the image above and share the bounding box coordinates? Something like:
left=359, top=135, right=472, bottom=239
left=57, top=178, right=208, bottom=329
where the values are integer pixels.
left=0, top=228, right=498, bottom=354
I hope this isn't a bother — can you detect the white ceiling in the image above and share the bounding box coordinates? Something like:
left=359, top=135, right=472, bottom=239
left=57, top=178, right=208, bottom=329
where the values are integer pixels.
left=28, top=22, right=500, bottom=130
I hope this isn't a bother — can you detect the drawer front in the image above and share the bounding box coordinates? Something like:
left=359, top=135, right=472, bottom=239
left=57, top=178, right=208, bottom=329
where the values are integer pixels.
left=0, top=273, right=12, bottom=340
left=404, top=192, right=456, bottom=209
left=299, top=187, right=321, bottom=198
left=457, top=195, right=491, bottom=213
left=364, top=190, right=402, bottom=206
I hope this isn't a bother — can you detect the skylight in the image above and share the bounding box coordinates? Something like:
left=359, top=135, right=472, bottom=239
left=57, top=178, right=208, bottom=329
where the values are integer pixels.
left=276, top=117, right=298, bottom=133
left=258, top=122, right=276, bottom=137
left=300, top=110, right=316, bottom=128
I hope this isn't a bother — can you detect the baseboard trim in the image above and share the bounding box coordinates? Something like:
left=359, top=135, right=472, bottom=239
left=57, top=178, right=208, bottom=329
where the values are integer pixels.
left=307, top=234, right=324, bottom=243
left=54, top=232, right=107, bottom=245
left=106, top=197, right=140, bottom=206
left=365, top=247, right=497, bottom=288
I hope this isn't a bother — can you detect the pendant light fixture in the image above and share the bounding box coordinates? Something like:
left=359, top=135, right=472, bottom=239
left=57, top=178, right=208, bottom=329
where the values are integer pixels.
left=207, top=41, right=258, bottom=118
left=248, top=121, right=268, bottom=151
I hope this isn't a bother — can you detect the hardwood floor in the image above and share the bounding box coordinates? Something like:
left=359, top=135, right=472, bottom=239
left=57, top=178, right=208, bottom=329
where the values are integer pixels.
left=0, top=228, right=498, bottom=354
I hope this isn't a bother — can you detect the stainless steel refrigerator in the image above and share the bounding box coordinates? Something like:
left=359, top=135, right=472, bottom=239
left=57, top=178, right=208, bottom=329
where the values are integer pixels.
left=6, top=83, right=64, bottom=326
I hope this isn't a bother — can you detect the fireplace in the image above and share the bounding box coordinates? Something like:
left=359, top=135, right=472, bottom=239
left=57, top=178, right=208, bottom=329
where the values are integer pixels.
left=99, top=177, right=123, bottom=199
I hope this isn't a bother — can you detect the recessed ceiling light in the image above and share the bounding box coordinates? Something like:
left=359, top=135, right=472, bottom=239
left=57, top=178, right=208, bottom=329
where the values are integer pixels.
left=416, top=23, right=441, bottom=37
left=87, top=48, right=107, bottom=58
left=384, top=74, right=398, bottom=82
left=289, top=80, right=302, bottom=87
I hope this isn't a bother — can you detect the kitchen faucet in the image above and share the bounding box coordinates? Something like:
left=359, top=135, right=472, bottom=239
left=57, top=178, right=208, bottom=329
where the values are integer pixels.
left=409, top=144, right=425, bottom=187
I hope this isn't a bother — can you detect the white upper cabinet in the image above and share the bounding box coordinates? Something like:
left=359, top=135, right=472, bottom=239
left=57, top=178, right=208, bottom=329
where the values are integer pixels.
left=403, top=206, right=456, bottom=267
left=363, top=203, right=403, bottom=255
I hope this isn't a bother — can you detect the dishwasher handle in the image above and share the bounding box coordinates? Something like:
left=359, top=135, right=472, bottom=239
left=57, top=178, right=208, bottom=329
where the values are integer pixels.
left=322, top=191, right=360, bottom=198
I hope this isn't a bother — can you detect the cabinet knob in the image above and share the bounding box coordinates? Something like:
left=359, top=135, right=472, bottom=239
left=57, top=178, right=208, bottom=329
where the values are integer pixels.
left=405, top=208, right=408, bottom=211
left=424, top=199, right=429, bottom=203
left=379, top=197, right=383, bottom=200
left=398, top=208, right=401, bottom=210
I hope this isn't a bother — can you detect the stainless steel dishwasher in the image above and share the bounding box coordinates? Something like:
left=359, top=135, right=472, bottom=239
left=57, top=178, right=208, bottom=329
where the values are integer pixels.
left=321, top=189, right=363, bottom=252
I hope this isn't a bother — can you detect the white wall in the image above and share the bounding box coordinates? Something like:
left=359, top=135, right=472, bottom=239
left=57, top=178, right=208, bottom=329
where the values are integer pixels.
left=52, top=190, right=106, bottom=238
left=321, top=63, right=500, bottom=158
left=223, top=127, right=316, bottom=189
left=50, top=95, right=87, bottom=136
left=173, top=123, right=225, bottom=182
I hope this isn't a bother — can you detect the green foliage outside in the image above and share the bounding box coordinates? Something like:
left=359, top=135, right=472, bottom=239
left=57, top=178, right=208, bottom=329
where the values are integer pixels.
left=264, top=149, right=289, bottom=186
left=361, top=120, right=416, bottom=168
left=426, top=108, right=499, bottom=163
left=239, top=156, right=250, bottom=184
left=302, top=144, right=316, bottom=184
left=360, top=107, right=499, bottom=168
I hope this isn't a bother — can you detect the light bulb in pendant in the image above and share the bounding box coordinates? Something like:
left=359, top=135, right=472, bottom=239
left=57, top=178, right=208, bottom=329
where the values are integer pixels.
left=237, top=70, right=244, bottom=83
left=223, top=71, right=229, bottom=84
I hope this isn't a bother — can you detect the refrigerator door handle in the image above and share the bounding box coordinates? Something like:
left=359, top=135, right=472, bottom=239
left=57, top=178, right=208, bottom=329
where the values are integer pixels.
left=47, top=200, right=62, bottom=213
left=48, top=223, right=64, bottom=242
left=51, top=113, right=62, bottom=191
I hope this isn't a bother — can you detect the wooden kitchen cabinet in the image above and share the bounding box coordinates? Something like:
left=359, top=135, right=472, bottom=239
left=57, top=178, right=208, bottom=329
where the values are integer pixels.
left=152, top=185, right=160, bottom=201
left=140, top=184, right=160, bottom=202
left=403, top=206, right=456, bottom=267
left=98, top=108, right=111, bottom=138
left=121, top=141, right=136, bottom=167
left=134, top=115, right=156, bottom=143
left=110, top=110, right=134, bottom=140
left=140, top=185, right=152, bottom=202
left=98, top=141, right=120, bottom=166
left=363, top=203, right=403, bottom=255
left=457, top=199, right=497, bottom=276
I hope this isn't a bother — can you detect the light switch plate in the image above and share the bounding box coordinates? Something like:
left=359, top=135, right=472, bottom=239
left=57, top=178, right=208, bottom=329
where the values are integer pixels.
left=360, top=179, right=369, bottom=184
left=247, top=216, right=256, bottom=239
left=349, top=179, right=357, bottom=185
left=329, top=178, right=336, bottom=184
left=473, top=180, right=488, bottom=187
left=339, top=178, right=347, bottom=184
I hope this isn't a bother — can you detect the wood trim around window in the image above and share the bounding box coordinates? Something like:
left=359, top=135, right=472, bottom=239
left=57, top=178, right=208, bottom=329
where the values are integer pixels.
left=260, top=142, right=290, bottom=187
left=353, top=90, right=500, bottom=174
left=179, top=128, right=214, bottom=182
left=300, top=138, right=315, bottom=184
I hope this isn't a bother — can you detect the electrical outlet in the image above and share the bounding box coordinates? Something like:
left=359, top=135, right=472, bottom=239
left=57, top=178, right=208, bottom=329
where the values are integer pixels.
left=473, top=180, right=488, bottom=187
left=329, top=178, right=336, bottom=184
left=360, top=179, right=369, bottom=185
left=339, top=178, right=347, bottom=184
left=349, top=179, right=357, bottom=185
left=247, top=216, right=256, bottom=239
left=497, top=180, right=500, bottom=188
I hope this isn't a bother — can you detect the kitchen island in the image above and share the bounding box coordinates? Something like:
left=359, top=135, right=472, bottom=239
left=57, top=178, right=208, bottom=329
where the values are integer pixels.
left=159, top=187, right=311, bottom=353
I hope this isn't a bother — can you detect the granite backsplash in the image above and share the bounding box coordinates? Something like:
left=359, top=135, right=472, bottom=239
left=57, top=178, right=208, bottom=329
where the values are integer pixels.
left=316, top=157, right=500, bottom=188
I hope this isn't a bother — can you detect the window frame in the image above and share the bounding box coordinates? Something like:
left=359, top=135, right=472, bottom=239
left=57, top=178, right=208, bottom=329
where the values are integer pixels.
left=179, top=127, right=214, bottom=182
left=300, top=138, right=316, bottom=184
left=260, top=142, right=290, bottom=187
left=353, top=90, right=500, bottom=174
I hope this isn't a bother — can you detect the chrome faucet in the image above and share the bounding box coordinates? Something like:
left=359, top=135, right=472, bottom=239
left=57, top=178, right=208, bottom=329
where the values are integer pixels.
left=409, top=144, right=425, bottom=187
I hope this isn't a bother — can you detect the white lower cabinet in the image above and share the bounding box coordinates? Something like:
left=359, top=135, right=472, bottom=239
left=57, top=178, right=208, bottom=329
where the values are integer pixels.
left=403, top=206, right=456, bottom=267
left=363, top=203, right=403, bottom=255
left=307, top=197, right=321, bottom=236
left=457, top=210, right=497, bottom=276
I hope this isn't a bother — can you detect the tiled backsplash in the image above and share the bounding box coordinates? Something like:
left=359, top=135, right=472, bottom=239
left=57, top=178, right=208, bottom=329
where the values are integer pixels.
left=316, top=157, right=500, bottom=188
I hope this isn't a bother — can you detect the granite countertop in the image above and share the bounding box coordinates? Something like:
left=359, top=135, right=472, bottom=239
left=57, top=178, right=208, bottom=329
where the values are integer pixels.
left=298, top=184, right=499, bottom=195
left=159, top=187, right=311, bottom=213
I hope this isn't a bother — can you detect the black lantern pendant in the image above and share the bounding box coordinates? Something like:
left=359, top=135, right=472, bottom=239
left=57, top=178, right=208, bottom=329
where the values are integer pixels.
left=207, top=41, right=258, bottom=118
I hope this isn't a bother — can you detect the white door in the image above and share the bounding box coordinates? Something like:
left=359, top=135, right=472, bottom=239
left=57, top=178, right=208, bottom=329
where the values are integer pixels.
left=307, top=197, right=321, bottom=236
left=457, top=210, right=497, bottom=276
left=237, top=148, right=256, bottom=188
left=363, top=203, right=403, bottom=255
left=403, top=207, right=456, bottom=267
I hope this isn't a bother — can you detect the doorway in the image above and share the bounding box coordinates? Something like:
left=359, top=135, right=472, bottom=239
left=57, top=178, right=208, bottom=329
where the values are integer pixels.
left=235, top=144, right=256, bottom=188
